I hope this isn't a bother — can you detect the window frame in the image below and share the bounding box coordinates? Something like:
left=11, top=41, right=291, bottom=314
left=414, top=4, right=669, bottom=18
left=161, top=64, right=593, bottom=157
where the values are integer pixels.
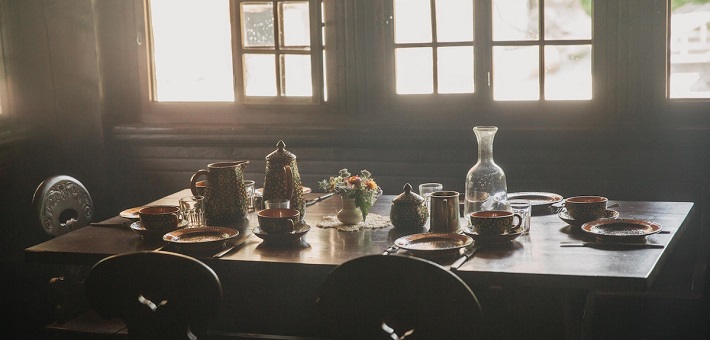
left=371, top=0, right=603, bottom=126
left=134, top=0, right=342, bottom=121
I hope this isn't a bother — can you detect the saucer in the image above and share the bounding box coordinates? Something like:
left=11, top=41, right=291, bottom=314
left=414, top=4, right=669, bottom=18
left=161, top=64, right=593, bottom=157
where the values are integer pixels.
left=120, top=206, right=145, bottom=220
left=253, top=223, right=310, bottom=243
left=558, top=209, right=620, bottom=227
left=462, top=227, right=523, bottom=245
left=130, top=220, right=188, bottom=239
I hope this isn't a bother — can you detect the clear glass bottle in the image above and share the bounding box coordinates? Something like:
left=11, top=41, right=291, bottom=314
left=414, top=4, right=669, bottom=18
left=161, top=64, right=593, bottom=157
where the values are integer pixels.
left=464, top=126, right=509, bottom=216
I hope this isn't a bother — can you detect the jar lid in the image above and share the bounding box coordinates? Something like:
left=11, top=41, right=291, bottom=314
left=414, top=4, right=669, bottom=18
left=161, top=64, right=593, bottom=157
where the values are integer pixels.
left=392, top=183, right=425, bottom=206
left=265, top=140, right=296, bottom=163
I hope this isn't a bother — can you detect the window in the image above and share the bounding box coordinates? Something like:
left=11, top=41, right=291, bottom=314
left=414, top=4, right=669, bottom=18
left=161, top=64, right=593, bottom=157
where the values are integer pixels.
left=668, top=0, right=710, bottom=99
left=389, top=0, right=593, bottom=101
left=146, top=0, right=325, bottom=104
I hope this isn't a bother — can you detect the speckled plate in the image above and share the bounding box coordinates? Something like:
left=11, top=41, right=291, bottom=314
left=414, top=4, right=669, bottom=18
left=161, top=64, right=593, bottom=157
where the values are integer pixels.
left=581, top=219, right=662, bottom=241
left=462, top=228, right=523, bottom=245
left=508, top=192, right=563, bottom=215
left=163, top=226, right=240, bottom=252
left=394, top=233, right=473, bottom=257
left=558, top=209, right=620, bottom=227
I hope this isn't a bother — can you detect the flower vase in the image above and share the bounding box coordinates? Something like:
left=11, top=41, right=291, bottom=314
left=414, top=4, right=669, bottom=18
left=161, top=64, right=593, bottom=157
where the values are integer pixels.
left=337, top=196, right=363, bottom=225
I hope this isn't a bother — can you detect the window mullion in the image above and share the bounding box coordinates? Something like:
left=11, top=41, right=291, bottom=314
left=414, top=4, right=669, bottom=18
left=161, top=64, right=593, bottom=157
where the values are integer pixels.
left=539, top=0, right=545, bottom=100
left=273, top=1, right=283, bottom=97
left=430, top=0, right=438, bottom=94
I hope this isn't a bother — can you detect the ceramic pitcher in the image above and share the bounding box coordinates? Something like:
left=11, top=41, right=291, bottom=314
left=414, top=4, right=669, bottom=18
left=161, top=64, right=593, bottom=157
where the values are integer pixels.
left=263, top=141, right=305, bottom=219
left=190, top=161, right=249, bottom=226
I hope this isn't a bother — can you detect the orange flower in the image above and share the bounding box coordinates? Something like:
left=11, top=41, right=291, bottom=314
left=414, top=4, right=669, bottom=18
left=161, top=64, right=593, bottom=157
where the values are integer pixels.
left=347, top=176, right=362, bottom=186
left=365, top=179, right=377, bottom=190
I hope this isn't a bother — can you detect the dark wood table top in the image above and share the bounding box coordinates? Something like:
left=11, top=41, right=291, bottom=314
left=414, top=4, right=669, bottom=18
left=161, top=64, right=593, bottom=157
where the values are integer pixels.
left=25, top=189, right=695, bottom=292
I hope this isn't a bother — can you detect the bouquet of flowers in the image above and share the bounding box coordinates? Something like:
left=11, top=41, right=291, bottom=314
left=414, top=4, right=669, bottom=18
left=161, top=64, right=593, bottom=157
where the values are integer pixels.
left=318, top=169, right=382, bottom=221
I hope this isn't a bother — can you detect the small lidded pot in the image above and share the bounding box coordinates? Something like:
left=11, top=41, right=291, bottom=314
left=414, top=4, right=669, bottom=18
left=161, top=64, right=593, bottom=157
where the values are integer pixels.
left=390, top=183, right=429, bottom=230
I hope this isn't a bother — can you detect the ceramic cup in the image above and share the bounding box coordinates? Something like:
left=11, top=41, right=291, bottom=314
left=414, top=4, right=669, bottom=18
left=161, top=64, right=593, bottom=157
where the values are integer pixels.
left=257, top=208, right=300, bottom=234
left=470, top=210, right=522, bottom=235
left=139, top=205, right=181, bottom=231
left=564, top=196, right=608, bottom=221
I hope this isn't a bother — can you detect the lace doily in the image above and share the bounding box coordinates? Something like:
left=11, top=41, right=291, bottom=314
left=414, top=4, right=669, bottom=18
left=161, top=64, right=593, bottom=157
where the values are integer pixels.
left=316, top=213, right=392, bottom=232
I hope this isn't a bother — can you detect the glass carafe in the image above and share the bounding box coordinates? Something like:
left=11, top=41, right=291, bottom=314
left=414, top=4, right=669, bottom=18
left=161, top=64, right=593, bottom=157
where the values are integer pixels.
left=464, top=126, right=509, bottom=216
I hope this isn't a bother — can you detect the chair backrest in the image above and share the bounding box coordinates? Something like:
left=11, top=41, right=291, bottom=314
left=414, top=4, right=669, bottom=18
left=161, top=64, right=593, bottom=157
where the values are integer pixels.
left=86, top=251, right=223, bottom=340
left=316, top=254, right=485, bottom=340
left=32, top=175, right=94, bottom=237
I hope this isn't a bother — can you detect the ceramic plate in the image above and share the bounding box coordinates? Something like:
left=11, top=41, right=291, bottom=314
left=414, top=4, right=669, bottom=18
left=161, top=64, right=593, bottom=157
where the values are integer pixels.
left=394, top=233, right=473, bottom=257
left=581, top=219, right=662, bottom=241
left=255, top=187, right=312, bottom=196
left=163, top=226, right=240, bottom=252
left=130, top=220, right=188, bottom=239
left=120, top=206, right=144, bottom=220
left=253, top=223, right=310, bottom=243
left=508, top=192, right=563, bottom=215
left=462, top=228, right=523, bottom=245
left=558, top=209, right=619, bottom=227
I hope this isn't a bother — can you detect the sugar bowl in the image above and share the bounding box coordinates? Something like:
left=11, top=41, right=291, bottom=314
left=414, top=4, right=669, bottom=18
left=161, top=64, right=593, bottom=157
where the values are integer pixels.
left=390, top=183, right=429, bottom=230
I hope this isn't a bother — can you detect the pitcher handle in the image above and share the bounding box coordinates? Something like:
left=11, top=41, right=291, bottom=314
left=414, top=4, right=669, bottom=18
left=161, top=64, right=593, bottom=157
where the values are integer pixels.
left=284, top=165, right=293, bottom=199
left=190, top=169, right=209, bottom=196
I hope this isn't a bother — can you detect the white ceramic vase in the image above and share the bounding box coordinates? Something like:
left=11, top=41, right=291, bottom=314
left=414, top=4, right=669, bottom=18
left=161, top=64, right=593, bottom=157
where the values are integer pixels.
left=337, top=196, right=363, bottom=225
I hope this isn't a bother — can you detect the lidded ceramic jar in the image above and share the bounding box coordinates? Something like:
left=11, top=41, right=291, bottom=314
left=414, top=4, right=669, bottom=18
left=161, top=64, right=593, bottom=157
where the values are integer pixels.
left=390, top=183, right=429, bottom=230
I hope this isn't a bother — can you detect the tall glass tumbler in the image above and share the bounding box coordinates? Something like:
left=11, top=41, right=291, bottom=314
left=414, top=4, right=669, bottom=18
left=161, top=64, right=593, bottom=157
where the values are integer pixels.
left=244, top=180, right=256, bottom=212
left=419, top=183, right=443, bottom=212
left=179, top=195, right=205, bottom=228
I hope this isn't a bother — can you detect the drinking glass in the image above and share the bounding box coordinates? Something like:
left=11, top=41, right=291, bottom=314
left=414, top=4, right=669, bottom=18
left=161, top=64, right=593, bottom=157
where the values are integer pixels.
left=179, top=195, right=205, bottom=228
left=244, top=180, right=256, bottom=212
left=419, top=183, right=443, bottom=211
left=508, top=199, right=531, bottom=234
left=265, top=198, right=290, bottom=209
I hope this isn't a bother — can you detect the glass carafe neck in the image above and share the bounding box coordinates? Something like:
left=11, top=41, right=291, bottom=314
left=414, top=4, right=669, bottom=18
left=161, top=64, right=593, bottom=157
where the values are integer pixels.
left=474, top=126, right=497, bottom=162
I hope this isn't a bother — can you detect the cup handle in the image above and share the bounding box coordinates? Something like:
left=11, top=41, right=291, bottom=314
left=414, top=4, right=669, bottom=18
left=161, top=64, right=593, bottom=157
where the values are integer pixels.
left=287, top=218, right=295, bottom=232
left=171, top=212, right=180, bottom=227
left=190, top=169, right=209, bottom=196
left=284, top=165, right=293, bottom=200
left=511, top=213, right=523, bottom=232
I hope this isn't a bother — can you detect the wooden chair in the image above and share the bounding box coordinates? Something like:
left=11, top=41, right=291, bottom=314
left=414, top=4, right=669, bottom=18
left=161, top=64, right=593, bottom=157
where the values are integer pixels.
left=85, top=251, right=223, bottom=340
left=33, top=175, right=94, bottom=237
left=316, top=254, right=486, bottom=340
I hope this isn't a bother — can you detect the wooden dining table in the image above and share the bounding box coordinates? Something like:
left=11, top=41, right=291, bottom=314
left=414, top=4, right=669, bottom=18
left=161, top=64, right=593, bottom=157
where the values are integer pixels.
left=25, top=189, right=696, bottom=339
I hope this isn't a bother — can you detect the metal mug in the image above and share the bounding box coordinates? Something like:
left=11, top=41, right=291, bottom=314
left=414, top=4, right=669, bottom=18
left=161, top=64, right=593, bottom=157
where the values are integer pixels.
left=429, top=191, right=461, bottom=233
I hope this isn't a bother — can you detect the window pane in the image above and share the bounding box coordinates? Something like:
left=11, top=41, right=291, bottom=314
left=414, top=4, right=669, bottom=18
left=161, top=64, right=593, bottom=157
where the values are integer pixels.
left=544, top=45, right=592, bottom=100
left=492, top=0, right=539, bottom=41
left=242, top=3, right=275, bottom=48
left=396, top=47, right=433, bottom=94
left=394, top=0, right=432, bottom=44
left=669, top=2, right=710, bottom=98
left=544, top=0, right=592, bottom=40
left=280, top=1, right=310, bottom=48
left=438, top=47, right=474, bottom=93
left=436, top=0, right=474, bottom=43
left=244, top=54, right=277, bottom=96
left=282, top=55, right=312, bottom=96
left=150, top=0, right=234, bottom=101
left=493, top=46, right=539, bottom=100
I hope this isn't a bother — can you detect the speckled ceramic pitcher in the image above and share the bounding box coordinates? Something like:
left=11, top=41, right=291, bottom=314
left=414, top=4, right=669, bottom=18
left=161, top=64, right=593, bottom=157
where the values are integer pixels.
left=263, top=141, right=305, bottom=220
left=190, top=161, right=249, bottom=226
